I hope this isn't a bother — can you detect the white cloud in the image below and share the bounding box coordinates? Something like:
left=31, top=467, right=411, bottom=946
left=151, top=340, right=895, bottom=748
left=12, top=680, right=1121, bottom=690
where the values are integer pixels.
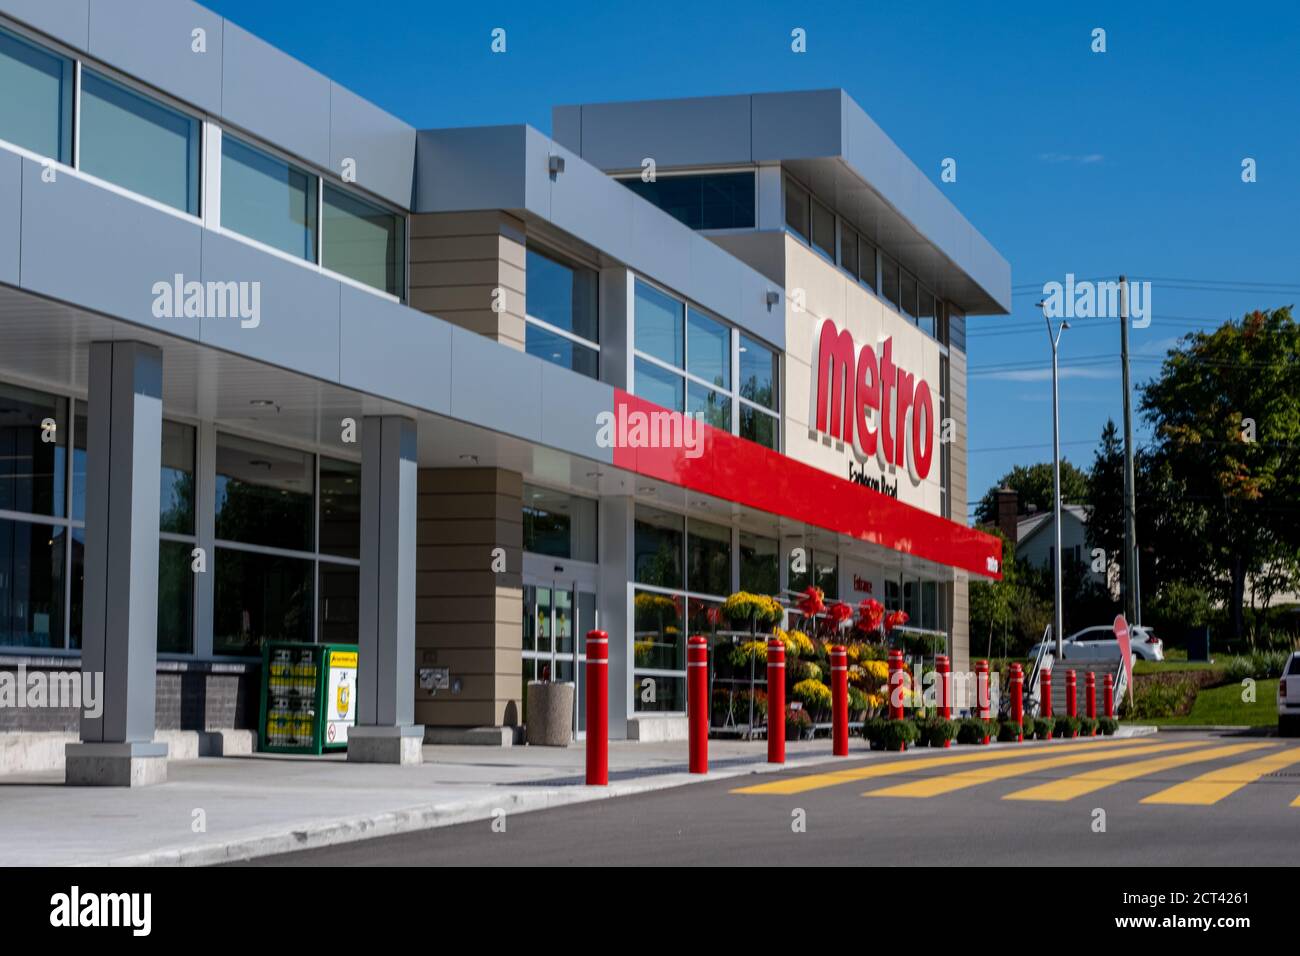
left=1037, top=152, right=1105, bottom=165
left=985, top=367, right=1117, bottom=383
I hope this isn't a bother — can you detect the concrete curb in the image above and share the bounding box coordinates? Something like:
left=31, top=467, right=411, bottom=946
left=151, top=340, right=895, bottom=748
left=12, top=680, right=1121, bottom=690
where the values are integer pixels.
left=79, top=734, right=1164, bottom=867
left=89, top=750, right=848, bottom=867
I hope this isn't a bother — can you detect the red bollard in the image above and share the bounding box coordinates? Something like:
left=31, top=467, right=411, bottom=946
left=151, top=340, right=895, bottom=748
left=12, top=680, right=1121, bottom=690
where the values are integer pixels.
left=887, top=649, right=906, bottom=721
left=1086, top=671, right=1097, bottom=732
left=585, top=629, right=608, bottom=786
left=1010, top=662, right=1024, bottom=741
left=1042, top=668, right=1053, bottom=722
left=976, top=659, right=991, bottom=743
left=936, top=654, right=952, bottom=747
left=831, top=645, right=849, bottom=756
left=767, top=637, right=786, bottom=764
left=1066, top=670, right=1078, bottom=736
left=1104, top=673, right=1115, bottom=719
left=687, top=635, right=709, bottom=774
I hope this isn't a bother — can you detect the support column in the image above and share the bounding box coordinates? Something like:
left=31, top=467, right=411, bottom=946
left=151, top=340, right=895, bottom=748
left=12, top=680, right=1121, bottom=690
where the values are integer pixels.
left=349, top=416, right=424, bottom=764
left=414, top=468, right=523, bottom=736
left=66, top=341, right=167, bottom=786
left=598, top=496, right=633, bottom=740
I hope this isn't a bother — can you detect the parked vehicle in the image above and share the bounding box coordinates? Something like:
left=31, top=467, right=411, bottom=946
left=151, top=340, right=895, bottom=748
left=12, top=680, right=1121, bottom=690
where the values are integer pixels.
left=1279, top=652, right=1300, bottom=737
left=1028, top=625, right=1164, bottom=663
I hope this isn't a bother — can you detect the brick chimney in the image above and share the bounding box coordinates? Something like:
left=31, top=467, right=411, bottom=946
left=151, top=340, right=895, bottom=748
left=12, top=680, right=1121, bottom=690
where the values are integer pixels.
left=995, top=486, right=1019, bottom=544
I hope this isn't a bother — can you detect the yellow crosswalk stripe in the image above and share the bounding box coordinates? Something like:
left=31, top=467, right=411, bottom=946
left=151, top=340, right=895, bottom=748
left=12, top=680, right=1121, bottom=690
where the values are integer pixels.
left=1003, top=742, right=1276, bottom=802
left=1139, top=748, right=1300, bottom=805
left=1292, top=793, right=1300, bottom=808
left=732, top=737, right=1162, bottom=795
left=862, top=740, right=1207, bottom=799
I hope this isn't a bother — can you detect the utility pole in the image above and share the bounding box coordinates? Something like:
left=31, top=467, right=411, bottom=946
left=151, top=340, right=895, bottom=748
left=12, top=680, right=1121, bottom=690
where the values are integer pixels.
left=1041, top=302, right=1070, bottom=656
left=1119, top=276, right=1141, bottom=625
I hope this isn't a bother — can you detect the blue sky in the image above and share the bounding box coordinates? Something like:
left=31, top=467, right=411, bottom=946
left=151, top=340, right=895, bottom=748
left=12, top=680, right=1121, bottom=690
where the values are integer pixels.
left=206, top=0, right=1300, bottom=520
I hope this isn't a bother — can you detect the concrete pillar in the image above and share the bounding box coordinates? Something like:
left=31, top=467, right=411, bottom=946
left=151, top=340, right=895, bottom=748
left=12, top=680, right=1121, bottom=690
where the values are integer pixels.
left=598, top=496, right=633, bottom=740
left=414, top=468, right=523, bottom=734
left=348, top=416, right=424, bottom=764
left=66, top=341, right=167, bottom=786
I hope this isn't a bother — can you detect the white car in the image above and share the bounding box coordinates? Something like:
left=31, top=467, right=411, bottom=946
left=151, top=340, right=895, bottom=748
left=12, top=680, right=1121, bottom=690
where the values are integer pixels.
left=1280, top=652, right=1300, bottom=737
left=1030, top=624, right=1165, bottom=663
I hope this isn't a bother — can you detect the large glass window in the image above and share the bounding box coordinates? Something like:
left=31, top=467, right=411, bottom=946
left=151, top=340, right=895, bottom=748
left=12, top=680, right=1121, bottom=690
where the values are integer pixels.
left=788, top=547, right=839, bottom=599
left=524, top=248, right=599, bottom=379
left=523, top=485, right=597, bottom=562
left=634, top=280, right=684, bottom=366
left=635, top=358, right=685, bottom=413
left=319, top=457, right=361, bottom=560
left=634, top=506, right=683, bottom=590
left=739, top=335, right=779, bottom=451
left=0, top=26, right=73, bottom=163
left=784, top=177, right=810, bottom=241
left=322, top=185, right=405, bottom=298
left=687, top=519, right=731, bottom=597
left=214, top=434, right=314, bottom=552
left=621, top=171, right=755, bottom=230
left=811, top=199, right=835, bottom=260
left=881, top=255, right=901, bottom=312
left=918, top=289, right=937, bottom=338
left=158, top=421, right=196, bottom=654
left=840, top=222, right=858, bottom=281
left=859, top=236, right=878, bottom=293
left=900, top=270, right=919, bottom=321
left=0, top=384, right=66, bottom=517
left=687, top=309, right=730, bottom=390
left=221, top=135, right=318, bottom=261
left=0, top=520, right=66, bottom=648
left=79, top=70, right=200, bottom=215
left=214, top=548, right=313, bottom=656
left=739, top=532, right=779, bottom=595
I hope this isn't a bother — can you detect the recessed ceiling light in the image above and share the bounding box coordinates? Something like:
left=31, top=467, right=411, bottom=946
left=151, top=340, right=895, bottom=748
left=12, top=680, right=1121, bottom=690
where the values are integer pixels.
left=249, top=459, right=272, bottom=469
left=459, top=454, right=479, bottom=464
left=249, top=399, right=276, bottom=407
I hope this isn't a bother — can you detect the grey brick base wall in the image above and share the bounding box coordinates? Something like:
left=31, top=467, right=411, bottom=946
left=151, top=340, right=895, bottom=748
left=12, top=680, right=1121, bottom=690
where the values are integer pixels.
left=0, top=657, right=260, bottom=733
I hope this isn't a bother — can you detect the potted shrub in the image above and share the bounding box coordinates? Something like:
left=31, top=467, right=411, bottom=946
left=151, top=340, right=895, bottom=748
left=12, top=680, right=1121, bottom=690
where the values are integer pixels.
left=880, top=718, right=919, bottom=752
left=996, top=719, right=1021, bottom=743
left=956, top=717, right=987, bottom=745
left=862, top=717, right=888, bottom=749
left=1034, top=717, right=1053, bottom=741
left=1053, top=716, right=1082, bottom=738
left=1078, top=716, right=1099, bottom=737
left=785, top=705, right=813, bottom=740
left=919, top=715, right=957, bottom=748
left=1021, top=716, right=1036, bottom=740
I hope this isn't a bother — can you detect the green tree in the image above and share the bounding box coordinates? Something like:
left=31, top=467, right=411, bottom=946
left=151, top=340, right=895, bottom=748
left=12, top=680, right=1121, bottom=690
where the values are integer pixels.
left=1085, top=419, right=1125, bottom=577
left=1140, top=307, right=1300, bottom=643
left=974, top=460, right=1090, bottom=526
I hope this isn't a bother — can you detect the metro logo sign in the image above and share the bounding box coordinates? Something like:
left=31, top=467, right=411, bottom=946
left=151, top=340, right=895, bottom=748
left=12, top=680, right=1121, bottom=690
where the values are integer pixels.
left=814, top=319, right=936, bottom=482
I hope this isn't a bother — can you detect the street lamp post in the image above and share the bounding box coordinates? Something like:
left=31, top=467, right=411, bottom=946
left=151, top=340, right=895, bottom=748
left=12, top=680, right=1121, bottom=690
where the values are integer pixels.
left=1040, top=303, right=1070, bottom=657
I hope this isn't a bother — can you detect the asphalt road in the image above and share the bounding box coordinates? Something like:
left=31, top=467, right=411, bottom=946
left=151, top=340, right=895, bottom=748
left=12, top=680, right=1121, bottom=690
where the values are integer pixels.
left=246, top=733, right=1300, bottom=866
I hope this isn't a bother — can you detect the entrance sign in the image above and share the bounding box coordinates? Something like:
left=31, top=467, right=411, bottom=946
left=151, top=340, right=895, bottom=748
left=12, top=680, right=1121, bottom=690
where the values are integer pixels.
left=814, top=319, right=935, bottom=482
left=1113, top=614, right=1134, bottom=708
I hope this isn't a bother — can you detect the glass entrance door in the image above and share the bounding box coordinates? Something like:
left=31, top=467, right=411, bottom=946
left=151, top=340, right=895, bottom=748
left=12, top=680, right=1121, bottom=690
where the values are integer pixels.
left=523, top=560, right=597, bottom=738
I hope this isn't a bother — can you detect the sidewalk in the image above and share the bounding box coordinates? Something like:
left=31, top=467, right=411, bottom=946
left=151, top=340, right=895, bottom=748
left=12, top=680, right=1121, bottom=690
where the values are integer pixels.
left=0, top=728, right=1158, bottom=867
left=0, top=738, right=843, bottom=866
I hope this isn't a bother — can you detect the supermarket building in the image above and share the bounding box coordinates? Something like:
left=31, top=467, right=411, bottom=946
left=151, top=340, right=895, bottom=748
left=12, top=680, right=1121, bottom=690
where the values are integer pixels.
left=0, top=0, right=1007, bottom=782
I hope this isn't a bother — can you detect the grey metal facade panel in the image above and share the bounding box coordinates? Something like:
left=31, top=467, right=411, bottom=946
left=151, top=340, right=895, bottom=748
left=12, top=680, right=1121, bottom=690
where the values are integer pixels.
left=543, top=138, right=637, bottom=265
left=0, top=0, right=89, bottom=48
left=551, top=104, right=581, bottom=155
left=414, top=126, right=527, bottom=211
left=18, top=158, right=203, bottom=340
left=750, top=90, right=845, bottom=161
left=197, top=230, right=341, bottom=383
left=0, top=150, right=18, bottom=285
left=339, top=283, right=451, bottom=415
left=566, top=94, right=753, bottom=171
left=329, top=83, right=416, bottom=209
left=448, top=325, right=543, bottom=444
left=627, top=195, right=692, bottom=294
left=220, top=22, right=331, bottom=169
left=539, top=362, right=615, bottom=464
left=86, top=0, right=222, bottom=115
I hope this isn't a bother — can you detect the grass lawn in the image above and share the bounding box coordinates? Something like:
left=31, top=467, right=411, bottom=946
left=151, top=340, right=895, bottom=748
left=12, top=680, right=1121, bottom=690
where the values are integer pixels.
left=1133, top=659, right=1223, bottom=676
left=1139, top=679, right=1279, bottom=727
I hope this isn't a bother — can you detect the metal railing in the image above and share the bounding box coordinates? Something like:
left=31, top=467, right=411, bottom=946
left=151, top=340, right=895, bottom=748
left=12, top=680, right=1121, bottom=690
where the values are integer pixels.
left=1026, top=623, right=1054, bottom=707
